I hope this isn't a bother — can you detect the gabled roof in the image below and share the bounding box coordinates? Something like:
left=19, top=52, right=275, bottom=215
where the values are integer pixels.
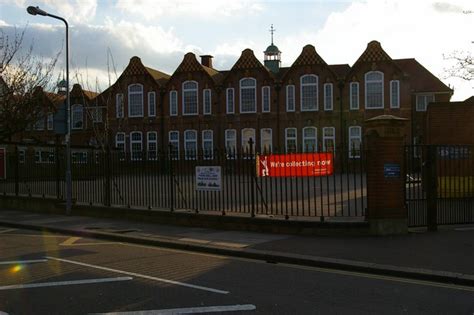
left=144, top=66, right=171, bottom=86
left=353, top=40, right=392, bottom=66
left=231, top=49, right=268, bottom=71
left=172, top=52, right=223, bottom=84
left=70, top=84, right=99, bottom=100
left=292, top=45, right=327, bottom=67
left=394, top=58, right=453, bottom=93
left=465, top=96, right=474, bottom=103
left=329, top=64, right=351, bottom=80
left=120, top=56, right=170, bottom=87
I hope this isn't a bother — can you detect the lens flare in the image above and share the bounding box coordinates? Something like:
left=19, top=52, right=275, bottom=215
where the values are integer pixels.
left=11, top=264, right=23, bottom=273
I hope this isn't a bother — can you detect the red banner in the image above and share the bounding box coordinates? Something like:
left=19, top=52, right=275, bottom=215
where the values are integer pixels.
left=0, top=148, right=5, bottom=179
left=257, top=153, right=334, bottom=177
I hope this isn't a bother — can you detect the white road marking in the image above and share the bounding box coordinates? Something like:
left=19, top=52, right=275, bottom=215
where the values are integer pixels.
left=0, top=228, right=17, bottom=234
left=0, top=311, right=10, bottom=315
left=59, top=237, right=118, bottom=246
left=46, top=256, right=229, bottom=295
left=91, top=304, right=256, bottom=315
left=0, top=259, right=47, bottom=265
left=0, top=277, right=132, bottom=291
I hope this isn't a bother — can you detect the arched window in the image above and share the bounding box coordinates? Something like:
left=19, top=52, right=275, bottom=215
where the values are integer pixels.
left=300, top=74, right=318, bottom=111
left=365, top=71, right=384, bottom=109
left=202, top=130, right=213, bottom=160
left=348, top=126, right=362, bottom=158
left=71, top=104, right=83, bottom=129
left=182, top=81, right=198, bottom=115
left=240, top=78, right=256, bottom=113
left=184, top=129, right=197, bottom=160
left=225, top=129, right=236, bottom=158
left=130, top=131, right=143, bottom=161
left=241, top=128, right=256, bottom=153
left=128, top=84, right=144, bottom=117
left=285, top=128, right=297, bottom=153
left=302, top=127, right=317, bottom=152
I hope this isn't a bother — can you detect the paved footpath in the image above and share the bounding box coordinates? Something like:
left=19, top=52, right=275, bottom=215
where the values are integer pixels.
left=0, top=208, right=473, bottom=286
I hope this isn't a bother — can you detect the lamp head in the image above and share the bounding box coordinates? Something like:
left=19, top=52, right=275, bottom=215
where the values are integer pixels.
left=27, top=6, right=48, bottom=16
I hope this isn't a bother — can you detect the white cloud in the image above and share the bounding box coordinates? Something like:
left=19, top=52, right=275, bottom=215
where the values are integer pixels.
left=115, top=0, right=264, bottom=20
left=279, top=0, right=473, bottom=101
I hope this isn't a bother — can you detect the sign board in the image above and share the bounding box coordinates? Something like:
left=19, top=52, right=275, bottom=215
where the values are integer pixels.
left=256, top=153, right=334, bottom=177
left=195, top=166, right=222, bottom=191
left=384, top=163, right=400, bottom=178
left=0, top=148, right=6, bottom=179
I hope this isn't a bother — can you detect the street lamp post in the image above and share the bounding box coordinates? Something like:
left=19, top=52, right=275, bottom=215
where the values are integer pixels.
left=27, top=6, right=72, bottom=215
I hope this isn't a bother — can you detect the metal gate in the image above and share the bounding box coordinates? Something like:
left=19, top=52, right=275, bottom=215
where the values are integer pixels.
left=405, top=145, right=474, bottom=228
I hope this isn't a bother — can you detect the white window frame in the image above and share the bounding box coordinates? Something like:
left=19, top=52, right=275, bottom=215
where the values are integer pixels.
left=34, top=148, right=54, bottom=164
left=262, top=86, right=270, bottom=113
left=148, top=91, right=156, bottom=117
left=184, top=129, right=198, bottom=160
left=203, top=89, right=212, bottom=115
left=241, top=128, right=256, bottom=154
left=322, top=127, right=335, bottom=152
left=302, top=127, right=317, bottom=152
left=182, top=80, right=198, bottom=116
left=130, top=131, right=143, bottom=161
left=225, top=129, right=237, bottom=159
left=128, top=84, right=144, bottom=117
left=71, top=104, right=83, bottom=130
left=33, top=116, right=44, bottom=131
left=18, top=148, right=26, bottom=164
left=116, top=93, right=124, bottom=118
left=202, top=130, right=213, bottom=160
left=300, top=74, right=318, bottom=111
left=147, top=131, right=158, bottom=161
left=390, top=80, right=400, bottom=109
left=285, top=128, right=297, bottom=153
left=47, top=112, right=54, bottom=130
left=115, top=132, right=126, bottom=152
left=324, top=83, right=333, bottom=111
left=365, top=71, right=384, bottom=109
left=226, top=88, right=235, bottom=114
left=72, top=151, right=88, bottom=164
left=348, top=126, right=362, bottom=159
left=286, top=85, right=295, bottom=112
left=169, top=90, right=178, bottom=116
left=416, top=94, right=435, bottom=112
left=260, top=128, right=272, bottom=153
left=168, top=131, right=179, bottom=160
left=91, top=106, right=102, bottom=123
left=350, top=82, right=359, bottom=110
left=240, top=78, right=257, bottom=113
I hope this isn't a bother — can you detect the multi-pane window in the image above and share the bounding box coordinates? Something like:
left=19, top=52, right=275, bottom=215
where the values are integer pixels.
left=91, top=106, right=102, bottom=123
left=225, top=129, right=237, bottom=158
left=260, top=128, right=272, bottom=153
left=72, top=104, right=83, bottom=130
left=322, top=127, right=335, bottom=152
left=350, top=82, right=359, bottom=110
left=226, top=88, right=234, bottom=114
left=169, top=90, right=178, bottom=116
left=348, top=126, right=362, bottom=158
left=262, top=86, right=270, bottom=112
left=390, top=80, right=400, bottom=109
left=47, top=113, right=54, bottom=130
left=148, top=91, right=156, bottom=117
left=365, top=71, right=384, bottom=109
left=286, top=85, right=295, bottom=112
left=128, top=84, right=144, bottom=117
left=184, top=130, right=197, bottom=160
left=302, top=127, right=317, bottom=152
left=72, top=151, right=88, bottom=164
left=147, top=131, right=157, bottom=160
left=240, top=78, right=257, bottom=113
left=130, top=131, right=143, bottom=161
left=203, top=89, right=211, bottom=115
left=183, top=81, right=198, bottom=115
left=115, top=132, right=125, bottom=153
left=202, top=130, right=213, bottom=160
left=285, top=128, right=297, bottom=153
left=116, top=93, right=124, bottom=118
left=324, top=83, right=333, bottom=111
left=300, top=74, right=318, bottom=111
left=241, top=128, right=256, bottom=153
left=169, top=131, right=179, bottom=160
left=416, top=94, right=435, bottom=111
left=18, top=148, right=26, bottom=164
left=33, top=116, right=44, bottom=130
left=34, top=148, right=54, bottom=163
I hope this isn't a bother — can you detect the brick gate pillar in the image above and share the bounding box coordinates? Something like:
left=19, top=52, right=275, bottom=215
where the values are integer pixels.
left=365, top=115, right=409, bottom=235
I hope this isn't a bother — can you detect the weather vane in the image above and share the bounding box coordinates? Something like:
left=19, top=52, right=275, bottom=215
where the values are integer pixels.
left=269, top=24, right=276, bottom=45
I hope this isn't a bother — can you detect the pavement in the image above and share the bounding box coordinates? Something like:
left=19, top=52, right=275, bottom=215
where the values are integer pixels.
left=0, top=207, right=473, bottom=287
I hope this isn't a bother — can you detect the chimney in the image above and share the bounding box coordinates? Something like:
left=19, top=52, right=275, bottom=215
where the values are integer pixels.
left=200, top=55, right=213, bottom=68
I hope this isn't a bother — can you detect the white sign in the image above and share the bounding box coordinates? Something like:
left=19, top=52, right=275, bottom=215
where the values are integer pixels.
left=195, top=166, right=222, bottom=191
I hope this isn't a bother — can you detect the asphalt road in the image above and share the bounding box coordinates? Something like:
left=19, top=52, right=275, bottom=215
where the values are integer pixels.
left=0, top=227, right=473, bottom=315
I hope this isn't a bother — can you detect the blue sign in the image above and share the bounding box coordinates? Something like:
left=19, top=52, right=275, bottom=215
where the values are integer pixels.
left=384, top=163, right=400, bottom=178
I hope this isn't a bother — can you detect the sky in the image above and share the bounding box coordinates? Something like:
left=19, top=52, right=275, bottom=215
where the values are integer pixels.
left=0, top=0, right=473, bottom=100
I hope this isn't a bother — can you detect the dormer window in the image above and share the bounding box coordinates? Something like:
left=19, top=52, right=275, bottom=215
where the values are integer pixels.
left=300, top=74, right=318, bottom=111
left=365, top=71, right=384, bottom=109
left=128, top=84, right=144, bottom=117
left=182, top=81, right=198, bottom=115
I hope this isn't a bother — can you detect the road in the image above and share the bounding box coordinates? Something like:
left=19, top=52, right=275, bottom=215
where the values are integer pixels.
left=0, top=227, right=473, bottom=315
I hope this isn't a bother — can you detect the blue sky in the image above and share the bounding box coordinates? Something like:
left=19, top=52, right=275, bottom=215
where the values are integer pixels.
left=1, top=0, right=473, bottom=100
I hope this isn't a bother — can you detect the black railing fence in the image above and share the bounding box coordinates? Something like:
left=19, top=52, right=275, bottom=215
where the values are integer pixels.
left=405, top=144, right=474, bottom=227
left=1, top=143, right=367, bottom=221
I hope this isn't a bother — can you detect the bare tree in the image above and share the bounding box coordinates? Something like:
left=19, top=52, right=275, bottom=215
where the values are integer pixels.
left=444, top=50, right=474, bottom=82
left=0, top=27, right=59, bottom=142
